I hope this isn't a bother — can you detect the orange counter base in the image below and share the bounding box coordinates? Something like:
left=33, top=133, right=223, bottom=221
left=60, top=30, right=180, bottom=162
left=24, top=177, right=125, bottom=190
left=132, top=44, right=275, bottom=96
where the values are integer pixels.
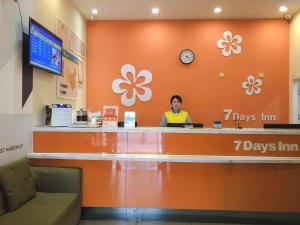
left=30, top=159, right=300, bottom=212
left=31, top=128, right=300, bottom=212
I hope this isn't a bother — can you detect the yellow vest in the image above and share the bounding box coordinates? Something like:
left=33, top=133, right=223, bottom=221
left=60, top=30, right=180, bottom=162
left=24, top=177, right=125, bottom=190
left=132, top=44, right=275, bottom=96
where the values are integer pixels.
left=165, top=110, right=188, bottom=124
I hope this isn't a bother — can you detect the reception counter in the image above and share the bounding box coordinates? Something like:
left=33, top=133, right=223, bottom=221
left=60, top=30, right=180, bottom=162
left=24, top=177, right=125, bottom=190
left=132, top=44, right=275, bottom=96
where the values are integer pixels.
left=30, top=127, right=300, bottom=212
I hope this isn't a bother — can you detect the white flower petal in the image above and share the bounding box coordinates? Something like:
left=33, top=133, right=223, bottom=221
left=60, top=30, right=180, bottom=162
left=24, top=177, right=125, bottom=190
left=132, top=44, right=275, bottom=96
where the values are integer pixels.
left=245, top=88, right=254, bottom=96
left=136, top=87, right=152, bottom=102
left=223, top=31, right=233, bottom=42
left=136, top=70, right=152, bottom=87
left=247, top=75, right=255, bottom=83
left=121, top=64, right=136, bottom=82
left=242, top=81, right=250, bottom=89
left=121, top=89, right=137, bottom=107
left=232, top=44, right=241, bottom=55
left=232, top=35, right=243, bottom=44
left=217, top=40, right=229, bottom=49
left=254, top=79, right=262, bottom=87
left=253, top=87, right=261, bottom=95
left=112, top=79, right=128, bottom=94
left=222, top=47, right=232, bottom=57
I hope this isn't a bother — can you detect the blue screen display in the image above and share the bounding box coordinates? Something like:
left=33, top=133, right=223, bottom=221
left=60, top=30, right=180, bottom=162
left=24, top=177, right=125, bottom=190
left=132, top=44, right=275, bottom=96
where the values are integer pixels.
left=29, top=19, right=62, bottom=75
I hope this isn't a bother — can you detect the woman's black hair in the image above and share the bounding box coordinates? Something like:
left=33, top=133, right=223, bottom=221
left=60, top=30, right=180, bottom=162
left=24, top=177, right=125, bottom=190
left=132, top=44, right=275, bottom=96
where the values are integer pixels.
left=170, top=95, right=182, bottom=104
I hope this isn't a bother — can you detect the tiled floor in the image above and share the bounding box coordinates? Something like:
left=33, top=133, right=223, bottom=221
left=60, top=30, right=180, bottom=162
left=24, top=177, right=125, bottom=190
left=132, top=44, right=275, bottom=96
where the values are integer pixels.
left=79, top=220, right=260, bottom=225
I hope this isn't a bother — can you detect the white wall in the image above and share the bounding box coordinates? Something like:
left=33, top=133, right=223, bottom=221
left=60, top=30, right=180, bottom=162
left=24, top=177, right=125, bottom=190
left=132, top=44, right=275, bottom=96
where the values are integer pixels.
left=292, top=80, right=300, bottom=123
left=0, top=0, right=86, bottom=165
left=0, top=0, right=32, bottom=114
left=30, top=0, right=86, bottom=126
left=0, top=0, right=32, bottom=165
left=290, top=11, right=300, bottom=123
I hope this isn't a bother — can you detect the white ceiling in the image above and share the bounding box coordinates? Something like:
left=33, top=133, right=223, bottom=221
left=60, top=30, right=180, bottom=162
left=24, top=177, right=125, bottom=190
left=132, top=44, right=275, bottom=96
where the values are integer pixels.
left=70, top=0, right=300, bottom=20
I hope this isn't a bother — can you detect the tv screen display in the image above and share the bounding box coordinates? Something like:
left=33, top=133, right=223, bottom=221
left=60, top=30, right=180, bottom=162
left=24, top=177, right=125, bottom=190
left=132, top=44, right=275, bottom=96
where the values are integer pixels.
left=29, top=18, right=62, bottom=75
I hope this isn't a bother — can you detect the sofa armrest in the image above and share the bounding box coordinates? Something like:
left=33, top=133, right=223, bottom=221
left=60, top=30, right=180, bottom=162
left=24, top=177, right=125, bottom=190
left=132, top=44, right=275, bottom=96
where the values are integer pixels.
left=30, top=166, right=81, bottom=194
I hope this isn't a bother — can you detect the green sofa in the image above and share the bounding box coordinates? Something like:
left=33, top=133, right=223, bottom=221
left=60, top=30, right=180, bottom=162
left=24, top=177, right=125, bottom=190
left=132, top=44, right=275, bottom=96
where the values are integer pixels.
left=0, top=158, right=81, bottom=225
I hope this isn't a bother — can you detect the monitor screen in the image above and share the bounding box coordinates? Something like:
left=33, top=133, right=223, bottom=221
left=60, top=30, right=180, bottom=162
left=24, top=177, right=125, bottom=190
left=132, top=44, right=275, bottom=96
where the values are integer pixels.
left=29, top=18, right=62, bottom=75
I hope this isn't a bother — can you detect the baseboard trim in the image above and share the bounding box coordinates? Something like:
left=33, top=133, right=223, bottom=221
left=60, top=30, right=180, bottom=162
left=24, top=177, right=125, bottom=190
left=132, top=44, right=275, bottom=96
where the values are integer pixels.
left=81, top=207, right=300, bottom=225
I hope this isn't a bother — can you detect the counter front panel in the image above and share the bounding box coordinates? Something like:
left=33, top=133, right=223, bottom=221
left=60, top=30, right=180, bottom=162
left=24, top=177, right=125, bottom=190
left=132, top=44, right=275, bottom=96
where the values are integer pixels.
left=33, top=129, right=300, bottom=157
left=31, top=127, right=300, bottom=212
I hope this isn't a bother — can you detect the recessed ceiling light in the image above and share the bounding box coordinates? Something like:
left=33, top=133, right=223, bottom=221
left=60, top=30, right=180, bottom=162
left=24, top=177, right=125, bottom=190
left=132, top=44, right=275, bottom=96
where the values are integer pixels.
left=279, top=6, right=288, bottom=12
left=214, top=7, right=222, bottom=14
left=152, top=8, right=160, bottom=15
left=91, top=8, right=98, bottom=15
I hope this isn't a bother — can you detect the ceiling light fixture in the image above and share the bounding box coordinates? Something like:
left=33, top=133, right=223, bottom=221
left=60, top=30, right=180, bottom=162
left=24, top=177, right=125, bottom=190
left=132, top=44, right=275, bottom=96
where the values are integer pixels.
left=152, top=8, right=160, bottom=15
left=214, top=7, right=222, bottom=14
left=91, top=8, right=98, bottom=15
left=279, top=6, right=288, bottom=12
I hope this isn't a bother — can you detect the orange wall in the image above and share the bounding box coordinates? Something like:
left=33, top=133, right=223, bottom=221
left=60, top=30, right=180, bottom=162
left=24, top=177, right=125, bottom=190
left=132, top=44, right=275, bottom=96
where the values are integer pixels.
left=87, top=19, right=289, bottom=127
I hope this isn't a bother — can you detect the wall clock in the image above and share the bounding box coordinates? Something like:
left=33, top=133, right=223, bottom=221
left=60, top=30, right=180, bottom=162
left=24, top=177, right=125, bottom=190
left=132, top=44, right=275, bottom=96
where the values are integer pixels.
left=179, top=49, right=194, bottom=64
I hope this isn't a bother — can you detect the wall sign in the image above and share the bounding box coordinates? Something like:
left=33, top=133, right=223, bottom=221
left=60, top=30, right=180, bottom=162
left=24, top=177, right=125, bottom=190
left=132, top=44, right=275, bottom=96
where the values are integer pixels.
left=242, top=75, right=263, bottom=96
left=224, top=109, right=276, bottom=122
left=70, top=31, right=80, bottom=56
left=56, top=18, right=69, bottom=49
left=0, top=114, right=32, bottom=165
left=57, top=49, right=79, bottom=100
left=234, top=140, right=299, bottom=154
left=217, top=31, right=242, bottom=57
left=112, top=64, right=153, bottom=107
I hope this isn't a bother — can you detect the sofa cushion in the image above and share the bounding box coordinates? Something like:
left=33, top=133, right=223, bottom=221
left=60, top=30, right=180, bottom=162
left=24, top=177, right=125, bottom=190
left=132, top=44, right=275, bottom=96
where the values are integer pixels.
left=0, top=186, right=7, bottom=216
left=0, top=157, right=36, bottom=211
left=0, top=192, right=80, bottom=225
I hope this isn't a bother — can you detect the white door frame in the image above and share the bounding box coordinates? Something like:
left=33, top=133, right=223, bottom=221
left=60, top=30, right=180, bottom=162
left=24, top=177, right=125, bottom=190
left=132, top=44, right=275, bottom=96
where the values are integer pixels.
left=292, top=79, right=300, bottom=123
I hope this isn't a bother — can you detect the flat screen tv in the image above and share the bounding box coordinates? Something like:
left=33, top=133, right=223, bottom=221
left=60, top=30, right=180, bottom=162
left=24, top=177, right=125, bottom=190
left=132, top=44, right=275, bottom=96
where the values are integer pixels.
left=29, top=18, right=62, bottom=75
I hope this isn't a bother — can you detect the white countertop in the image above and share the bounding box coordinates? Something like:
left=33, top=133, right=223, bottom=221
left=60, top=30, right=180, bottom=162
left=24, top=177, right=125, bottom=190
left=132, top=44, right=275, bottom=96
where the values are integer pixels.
left=33, top=126, right=300, bottom=135
left=28, top=152, right=300, bottom=164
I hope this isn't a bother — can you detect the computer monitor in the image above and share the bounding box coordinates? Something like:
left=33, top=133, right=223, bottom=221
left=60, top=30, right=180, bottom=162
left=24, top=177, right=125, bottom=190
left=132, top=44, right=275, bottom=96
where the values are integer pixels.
left=166, top=123, right=203, bottom=128
left=264, top=124, right=300, bottom=129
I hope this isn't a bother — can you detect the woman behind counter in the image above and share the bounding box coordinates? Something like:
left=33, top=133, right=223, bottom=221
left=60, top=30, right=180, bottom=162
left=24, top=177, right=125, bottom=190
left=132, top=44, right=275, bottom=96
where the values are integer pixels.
left=160, top=95, right=192, bottom=127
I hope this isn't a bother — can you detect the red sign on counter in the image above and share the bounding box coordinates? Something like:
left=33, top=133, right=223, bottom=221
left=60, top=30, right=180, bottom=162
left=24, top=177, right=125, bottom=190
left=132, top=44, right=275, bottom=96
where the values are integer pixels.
left=102, top=106, right=119, bottom=127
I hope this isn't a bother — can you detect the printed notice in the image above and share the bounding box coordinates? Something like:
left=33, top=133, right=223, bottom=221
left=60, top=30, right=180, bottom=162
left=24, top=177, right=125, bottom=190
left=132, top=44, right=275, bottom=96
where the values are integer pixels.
left=102, top=106, right=119, bottom=128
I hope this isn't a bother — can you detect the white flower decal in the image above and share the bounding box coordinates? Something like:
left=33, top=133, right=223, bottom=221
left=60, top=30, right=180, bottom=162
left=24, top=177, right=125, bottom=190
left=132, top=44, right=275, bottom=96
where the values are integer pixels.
left=112, top=64, right=152, bottom=107
left=242, top=75, right=263, bottom=96
left=217, top=31, right=242, bottom=57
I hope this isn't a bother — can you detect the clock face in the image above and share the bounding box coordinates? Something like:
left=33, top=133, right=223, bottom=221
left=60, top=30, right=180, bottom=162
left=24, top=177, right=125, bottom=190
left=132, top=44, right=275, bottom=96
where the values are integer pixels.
left=180, top=49, right=194, bottom=64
